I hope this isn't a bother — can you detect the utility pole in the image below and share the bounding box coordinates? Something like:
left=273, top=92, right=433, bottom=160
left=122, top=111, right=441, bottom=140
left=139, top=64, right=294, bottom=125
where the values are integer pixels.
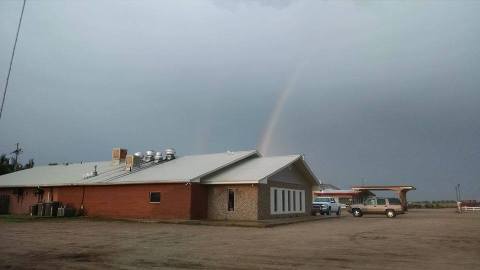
left=11, top=142, right=22, bottom=171
left=0, top=0, right=27, bottom=120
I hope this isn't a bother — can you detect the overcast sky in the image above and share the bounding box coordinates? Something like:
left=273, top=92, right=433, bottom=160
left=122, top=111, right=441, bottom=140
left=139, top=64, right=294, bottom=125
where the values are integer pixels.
left=1, top=0, right=479, bottom=200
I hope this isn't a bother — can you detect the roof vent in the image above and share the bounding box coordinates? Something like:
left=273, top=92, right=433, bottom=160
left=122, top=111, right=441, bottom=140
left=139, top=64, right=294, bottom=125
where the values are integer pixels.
left=164, top=148, right=176, bottom=160
left=154, top=152, right=163, bottom=163
left=144, top=150, right=155, bottom=162
left=83, top=165, right=98, bottom=179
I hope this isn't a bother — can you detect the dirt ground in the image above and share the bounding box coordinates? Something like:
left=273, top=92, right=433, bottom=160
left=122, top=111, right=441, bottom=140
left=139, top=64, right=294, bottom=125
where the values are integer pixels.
left=1, top=209, right=479, bottom=270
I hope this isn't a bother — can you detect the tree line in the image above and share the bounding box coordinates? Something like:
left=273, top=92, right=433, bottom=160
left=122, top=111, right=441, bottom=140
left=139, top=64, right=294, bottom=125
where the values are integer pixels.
left=0, top=154, right=34, bottom=176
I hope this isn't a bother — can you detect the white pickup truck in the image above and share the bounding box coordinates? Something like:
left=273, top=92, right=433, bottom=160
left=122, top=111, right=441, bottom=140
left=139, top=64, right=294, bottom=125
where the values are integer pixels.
left=312, top=197, right=342, bottom=216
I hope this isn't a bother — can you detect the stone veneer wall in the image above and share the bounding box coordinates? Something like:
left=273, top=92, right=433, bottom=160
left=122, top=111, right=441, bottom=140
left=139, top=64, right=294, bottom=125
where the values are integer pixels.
left=207, top=184, right=258, bottom=220
left=257, top=181, right=312, bottom=220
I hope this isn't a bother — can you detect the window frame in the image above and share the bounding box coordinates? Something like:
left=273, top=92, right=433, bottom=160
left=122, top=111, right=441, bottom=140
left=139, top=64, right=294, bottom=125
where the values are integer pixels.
left=228, top=188, right=235, bottom=212
left=293, top=191, right=296, bottom=211
left=149, top=192, right=161, bottom=204
left=270, top=188, right=306, bottom=215
left=377, top=198, right=386, bottom=205
left=274, top=189, right=278, bottom=212
left=299, top=191, right=303, bottom=211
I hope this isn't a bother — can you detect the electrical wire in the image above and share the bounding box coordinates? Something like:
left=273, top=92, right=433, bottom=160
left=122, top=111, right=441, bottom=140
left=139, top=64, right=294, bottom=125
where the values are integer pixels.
left=0, top=0, right=27, bottom=120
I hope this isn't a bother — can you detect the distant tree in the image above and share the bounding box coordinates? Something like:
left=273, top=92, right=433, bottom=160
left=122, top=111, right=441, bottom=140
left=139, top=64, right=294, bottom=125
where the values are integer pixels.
left=0, top=153, right=34, bottom=175
left=25, top=159, right=35, bottom=169
left=0, top=154, right=8, bottom=165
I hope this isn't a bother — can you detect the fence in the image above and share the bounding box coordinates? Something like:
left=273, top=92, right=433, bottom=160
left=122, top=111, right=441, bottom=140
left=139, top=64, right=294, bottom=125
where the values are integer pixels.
left=461, top=206, right=480, bottom=212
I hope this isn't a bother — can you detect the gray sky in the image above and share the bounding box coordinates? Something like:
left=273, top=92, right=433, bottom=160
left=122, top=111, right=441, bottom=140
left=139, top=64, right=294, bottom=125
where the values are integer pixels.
left=1, top=0, right=479, bottom=200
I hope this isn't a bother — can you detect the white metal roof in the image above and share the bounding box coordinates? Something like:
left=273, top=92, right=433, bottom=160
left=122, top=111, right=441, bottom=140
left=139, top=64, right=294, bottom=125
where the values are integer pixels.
left=98, top=150, right=258, bottom=184
left=201, top=155, right=306, bottom=184
left=0, top=161, right=121, bottom=187
left=0, top=150, right=258, bottom=187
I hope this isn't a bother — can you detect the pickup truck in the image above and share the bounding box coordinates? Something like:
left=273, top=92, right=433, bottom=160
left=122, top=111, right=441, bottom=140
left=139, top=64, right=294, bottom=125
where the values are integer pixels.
left=312, top=197, right=341, bottom=216
left=347, top=197, right=404, bottom=218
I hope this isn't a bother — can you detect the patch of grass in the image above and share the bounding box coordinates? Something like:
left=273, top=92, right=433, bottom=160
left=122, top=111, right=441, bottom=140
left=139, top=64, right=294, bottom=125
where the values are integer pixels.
left=0, top=215, right=81, bottom=223
left=0, top=215, right=36, bottom=223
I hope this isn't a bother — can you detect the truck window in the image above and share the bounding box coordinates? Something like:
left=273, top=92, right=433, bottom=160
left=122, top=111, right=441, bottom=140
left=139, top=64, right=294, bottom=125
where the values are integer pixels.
left=377, top=198, right=386, bottom=205
left=365, top=198, right=376, bottom=205
left=388, top=198, right=401, bottom=205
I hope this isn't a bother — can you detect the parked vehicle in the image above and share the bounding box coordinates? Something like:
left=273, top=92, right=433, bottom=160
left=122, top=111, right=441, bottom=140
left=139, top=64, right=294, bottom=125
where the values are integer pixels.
left=312, top=197, right=341, bottom=216
left=347, top=197, right=404, bottom=218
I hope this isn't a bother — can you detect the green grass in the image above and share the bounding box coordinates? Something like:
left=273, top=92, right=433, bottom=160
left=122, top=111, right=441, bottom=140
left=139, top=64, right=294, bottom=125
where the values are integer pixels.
left=0, top=214, right=37, bottom=223
left=0, top=215, right=81, bottom=223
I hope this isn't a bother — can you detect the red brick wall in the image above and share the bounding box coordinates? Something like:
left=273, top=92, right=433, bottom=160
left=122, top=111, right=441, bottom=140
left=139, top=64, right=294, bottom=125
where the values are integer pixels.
left=2, top=183, right=210, bottom=219
left=55, top=184, right=194, bottom=219
left=190, top=183, right=208, bottom=219
left=0, top=188, right=42, bottom=214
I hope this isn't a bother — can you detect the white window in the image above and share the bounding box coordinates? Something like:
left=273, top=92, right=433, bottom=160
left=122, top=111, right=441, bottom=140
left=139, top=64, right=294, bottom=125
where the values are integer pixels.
left=299, top=191, right=304, bottom=212
left=270, top=187, right=306, bottom=215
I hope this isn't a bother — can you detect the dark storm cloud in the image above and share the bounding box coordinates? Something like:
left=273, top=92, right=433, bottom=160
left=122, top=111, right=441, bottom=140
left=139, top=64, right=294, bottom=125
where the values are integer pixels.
left=0, top=0, right=479, bottom=200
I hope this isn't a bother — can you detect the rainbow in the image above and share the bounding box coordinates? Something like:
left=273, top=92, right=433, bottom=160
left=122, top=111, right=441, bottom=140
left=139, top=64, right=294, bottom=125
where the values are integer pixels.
left=258, top=63, right=305, bottom=155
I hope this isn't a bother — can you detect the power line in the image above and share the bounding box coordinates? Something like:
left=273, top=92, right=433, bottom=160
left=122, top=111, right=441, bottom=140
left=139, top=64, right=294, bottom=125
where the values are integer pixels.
left=0, top=0, right=27, bottom=120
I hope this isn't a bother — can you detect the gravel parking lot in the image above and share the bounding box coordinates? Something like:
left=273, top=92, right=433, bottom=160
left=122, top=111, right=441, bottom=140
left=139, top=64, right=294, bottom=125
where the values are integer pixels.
left=1, top=209, right=479, bottom=270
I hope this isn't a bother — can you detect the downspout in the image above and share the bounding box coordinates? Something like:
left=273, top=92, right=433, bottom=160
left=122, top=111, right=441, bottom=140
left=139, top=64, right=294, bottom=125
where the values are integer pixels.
left=80, top=186, right=86, bottom=216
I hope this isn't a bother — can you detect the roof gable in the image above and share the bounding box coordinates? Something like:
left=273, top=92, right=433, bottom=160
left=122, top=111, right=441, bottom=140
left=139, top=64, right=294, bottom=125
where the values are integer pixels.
left=201, top=154, right=320, bottom=186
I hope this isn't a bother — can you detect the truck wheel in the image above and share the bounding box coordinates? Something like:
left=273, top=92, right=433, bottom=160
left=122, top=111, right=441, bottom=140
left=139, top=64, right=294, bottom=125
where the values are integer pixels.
left=327, top=207, right=331, bottom=216
left=352, top=209, right=362, bottom=217
left=386, top=210, right=396, bottom=218
left=336, top=208, right=341, bottom=216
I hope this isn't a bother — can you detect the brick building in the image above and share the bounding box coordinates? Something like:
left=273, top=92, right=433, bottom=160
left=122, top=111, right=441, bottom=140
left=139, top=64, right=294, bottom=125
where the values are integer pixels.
left=0, top=149, right=319, bottom=220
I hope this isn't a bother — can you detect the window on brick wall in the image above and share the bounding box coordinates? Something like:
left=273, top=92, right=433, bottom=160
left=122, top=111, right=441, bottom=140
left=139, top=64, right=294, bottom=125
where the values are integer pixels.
left=149, top=192, right=161, bottom=203
left=228, top=189, right=235, bottom=211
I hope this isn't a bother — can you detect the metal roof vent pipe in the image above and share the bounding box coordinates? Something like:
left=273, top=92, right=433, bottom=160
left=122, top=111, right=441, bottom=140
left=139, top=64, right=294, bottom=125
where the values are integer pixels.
left=144, top=150, right=155, bottom=162
left=154, top=152, right=163, bottom=163
left=164, top=148, right=176, bottom=161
